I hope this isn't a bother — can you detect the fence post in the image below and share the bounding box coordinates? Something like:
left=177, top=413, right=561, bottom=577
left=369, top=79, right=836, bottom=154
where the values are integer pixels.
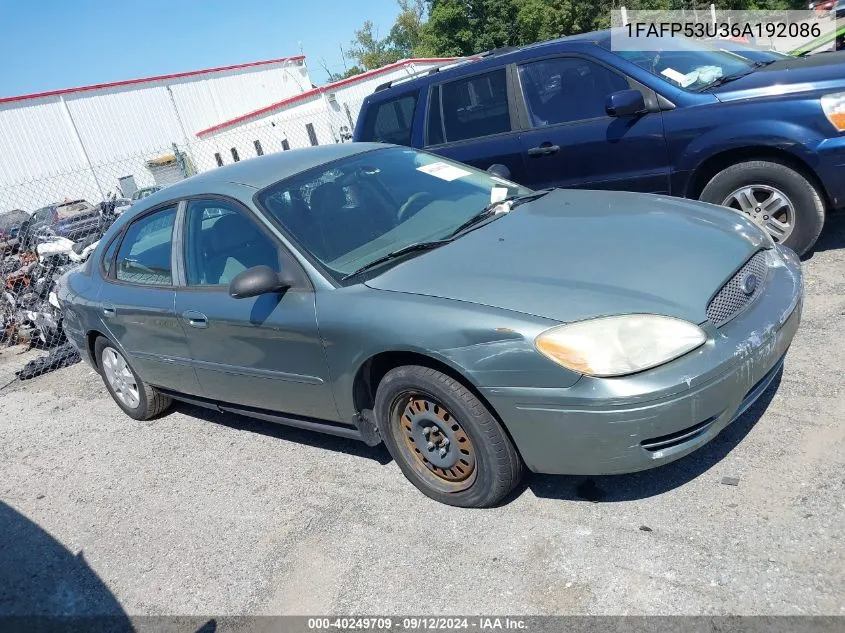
left=58, top=95, right=106, bottom=201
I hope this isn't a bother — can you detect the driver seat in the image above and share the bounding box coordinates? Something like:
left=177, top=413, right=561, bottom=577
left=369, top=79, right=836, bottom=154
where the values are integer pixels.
left=204, top=214, right=276, bottom=285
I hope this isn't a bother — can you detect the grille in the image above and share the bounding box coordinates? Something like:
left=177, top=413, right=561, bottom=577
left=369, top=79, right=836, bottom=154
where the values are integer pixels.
left=706, top=250, right=768, bottom=328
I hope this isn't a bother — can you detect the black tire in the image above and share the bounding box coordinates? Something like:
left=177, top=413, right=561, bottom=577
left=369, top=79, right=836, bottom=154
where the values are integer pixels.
left=94, top=336, right=172, bottom=421
left=374, top=365, right=523, bottom=508
left=699, top=160, right=825, bottom=256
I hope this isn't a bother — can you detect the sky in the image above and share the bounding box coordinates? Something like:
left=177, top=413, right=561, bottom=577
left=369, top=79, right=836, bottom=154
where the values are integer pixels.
left=0, top=0, right=403, bottom=98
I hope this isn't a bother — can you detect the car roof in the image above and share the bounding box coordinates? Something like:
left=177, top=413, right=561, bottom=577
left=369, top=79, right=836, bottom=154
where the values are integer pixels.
left=134, top=142, right=390, bottom=209
left=366, top=31, right=611, bottom=99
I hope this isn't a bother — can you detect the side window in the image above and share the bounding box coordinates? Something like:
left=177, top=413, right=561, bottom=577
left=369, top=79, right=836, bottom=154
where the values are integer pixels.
left=518, top=57, right=630, bottom=127
left=360, top=93, right=418, bottom=145
left=184, top=199, right=281, bottom=286
left=115, top=206, right=176, bottom=285
left=439, top=69, right=511, bottom=143
left=101, top=231, right=121, bottom=276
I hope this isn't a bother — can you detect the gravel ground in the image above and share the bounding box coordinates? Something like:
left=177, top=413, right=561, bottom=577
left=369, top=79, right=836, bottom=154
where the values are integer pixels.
left=0, top=215, right=843, bottom=618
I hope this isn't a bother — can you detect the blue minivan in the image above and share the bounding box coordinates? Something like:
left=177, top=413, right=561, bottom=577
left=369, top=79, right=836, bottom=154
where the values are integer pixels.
left=354, top=31, right=845, bottom=255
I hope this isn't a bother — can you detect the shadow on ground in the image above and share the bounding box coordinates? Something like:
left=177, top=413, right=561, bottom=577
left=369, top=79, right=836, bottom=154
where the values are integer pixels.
left=803, top=211, right=845, bottom=259
left=176, top=367, right=781, bottom=508
left=0, top=500, right=131, bottom=630
left=174, top=402, right=393, bottom=465
left=522, top=369, right=782, bottom=504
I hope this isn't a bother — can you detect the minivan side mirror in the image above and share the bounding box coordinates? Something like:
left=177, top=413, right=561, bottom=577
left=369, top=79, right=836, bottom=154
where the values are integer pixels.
left=487, top=164, right=512, bottom=180
left=606, top=89, right=647, bottom=117
left=228, top=265, right=293, bottom=299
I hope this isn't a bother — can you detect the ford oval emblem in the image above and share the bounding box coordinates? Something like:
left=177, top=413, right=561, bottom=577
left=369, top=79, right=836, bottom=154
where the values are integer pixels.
left=740, top=273, right=759, bottom=296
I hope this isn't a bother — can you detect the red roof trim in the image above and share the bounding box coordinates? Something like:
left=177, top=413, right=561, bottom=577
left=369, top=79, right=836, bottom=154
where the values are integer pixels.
left=0, top=56, right=306, bottom=105
left=196, top=57, right=471, bottom=137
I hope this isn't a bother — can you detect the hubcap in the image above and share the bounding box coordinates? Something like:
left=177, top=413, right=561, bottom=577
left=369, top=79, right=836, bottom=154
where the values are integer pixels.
left=721, top=184, right=795, bottom=243
left=102, top=347, right=140, bottom=409
left=393, top=394, right=476, bottom=492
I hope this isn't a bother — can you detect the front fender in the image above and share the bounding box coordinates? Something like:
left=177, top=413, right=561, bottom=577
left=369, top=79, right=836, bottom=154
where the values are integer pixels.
left=677, top=119, right=826, bottom=177
left=315, top=286, right=579, bottom=422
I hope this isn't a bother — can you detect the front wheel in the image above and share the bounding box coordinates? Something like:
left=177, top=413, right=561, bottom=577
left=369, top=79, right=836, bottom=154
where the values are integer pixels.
left=699, top=160, right=825, bottom=256
left=374, top=365, right=523, bottom=507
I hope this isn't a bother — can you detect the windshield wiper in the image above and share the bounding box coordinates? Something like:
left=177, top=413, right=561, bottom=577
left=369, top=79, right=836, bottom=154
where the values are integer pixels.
left=341, top=240, right=452, bottom=280
left=696, top=60, right=776, bottom=92
left=446, top=188, right=555, bottom=239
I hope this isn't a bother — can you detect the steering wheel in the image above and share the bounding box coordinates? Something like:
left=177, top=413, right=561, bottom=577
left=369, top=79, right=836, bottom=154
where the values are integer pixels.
left=397, top=192, right=434, bottom=224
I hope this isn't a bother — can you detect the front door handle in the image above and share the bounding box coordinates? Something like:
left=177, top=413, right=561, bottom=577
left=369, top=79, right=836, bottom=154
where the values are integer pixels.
left=102, top=303, right=116, bottom=318
left=527, top=143, right=560, bottom=157
left=182, top=310, right=208, bottom=329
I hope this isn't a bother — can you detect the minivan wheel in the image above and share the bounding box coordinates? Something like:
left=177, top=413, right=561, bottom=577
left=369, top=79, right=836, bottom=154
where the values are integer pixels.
left=94, top=336, right=172, bottom=421
left=374, top=365, right=523, bottom=507
left=699, top=160, right=825, bottom=256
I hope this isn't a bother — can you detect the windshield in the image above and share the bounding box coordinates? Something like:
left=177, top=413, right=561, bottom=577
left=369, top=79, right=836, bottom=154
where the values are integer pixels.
left=710, top=40, right=789, bottom=63
left=257, top=147, right=530, bottom=279
left=600, top=35, right=755, bottom=90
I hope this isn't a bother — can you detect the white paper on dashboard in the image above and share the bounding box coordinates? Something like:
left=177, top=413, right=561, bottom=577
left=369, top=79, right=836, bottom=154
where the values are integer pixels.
left=660, top=67, right=695, bottom=87
left=417, top=162, right=472, bottom=181
left=490, top=186, right=509, bottom=203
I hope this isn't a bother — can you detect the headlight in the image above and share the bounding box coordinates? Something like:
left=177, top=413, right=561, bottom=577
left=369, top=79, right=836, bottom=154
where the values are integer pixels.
left=821, top=92, right=845, bottom=132
left=534, top=314, right=706, bottom=377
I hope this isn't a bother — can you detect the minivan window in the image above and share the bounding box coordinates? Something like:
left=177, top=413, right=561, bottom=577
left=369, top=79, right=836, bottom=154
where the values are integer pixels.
left=438, top=69, right=511, bottom=143
left=115, top=206, right=176, bottom=285
left=518, top=58, right=629, bottom=127
left=360, top=93, right=418, bottom=145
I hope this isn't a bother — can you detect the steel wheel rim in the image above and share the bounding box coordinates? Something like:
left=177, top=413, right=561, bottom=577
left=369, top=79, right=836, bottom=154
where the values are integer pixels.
left=102, top=347, right=140, bottom=409
left=721, top=184, right=795, bottom=243
left=391, top=392, right=477, bottom=493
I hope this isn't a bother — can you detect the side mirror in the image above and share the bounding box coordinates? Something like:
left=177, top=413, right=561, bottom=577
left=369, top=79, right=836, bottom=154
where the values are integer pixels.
left=487, top=164, right=512, bottom=180
left=606, top=89, right=647, bottom=117
left=228, top=265, right=293, bottom=299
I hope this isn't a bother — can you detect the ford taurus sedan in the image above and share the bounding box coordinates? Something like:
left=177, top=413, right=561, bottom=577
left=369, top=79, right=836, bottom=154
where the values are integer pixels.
left=58, top=143, right=803, bottom=507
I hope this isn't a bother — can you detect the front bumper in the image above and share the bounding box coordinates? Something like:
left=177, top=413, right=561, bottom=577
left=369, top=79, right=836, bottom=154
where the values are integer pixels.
left=482, top=246, right=803, bottom=475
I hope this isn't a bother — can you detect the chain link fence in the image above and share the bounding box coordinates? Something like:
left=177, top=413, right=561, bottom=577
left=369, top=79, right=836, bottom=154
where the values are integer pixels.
left=0, top=96, right=366, bottom=387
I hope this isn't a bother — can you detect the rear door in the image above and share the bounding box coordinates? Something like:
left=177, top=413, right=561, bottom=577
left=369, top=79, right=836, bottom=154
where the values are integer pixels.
left=515, top=55, right=670, bottom=193
left=173, top=197, right=339, bottom=421
left=97, top=203, right=201, bottom=395
left=424, top=67, right=529, bottom=183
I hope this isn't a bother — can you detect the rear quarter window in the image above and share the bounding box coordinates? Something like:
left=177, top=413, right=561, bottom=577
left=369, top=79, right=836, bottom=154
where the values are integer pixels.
left=359, top=92, right=419, bottom=145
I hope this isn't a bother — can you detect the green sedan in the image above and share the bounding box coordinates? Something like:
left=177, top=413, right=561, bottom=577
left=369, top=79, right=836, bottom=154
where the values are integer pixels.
left=58, top=144, right=803, bottom=507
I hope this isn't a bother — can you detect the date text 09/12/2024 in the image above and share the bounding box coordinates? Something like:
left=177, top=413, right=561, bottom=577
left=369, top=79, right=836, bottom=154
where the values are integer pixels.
left=307, top=617, right=528, bottom=630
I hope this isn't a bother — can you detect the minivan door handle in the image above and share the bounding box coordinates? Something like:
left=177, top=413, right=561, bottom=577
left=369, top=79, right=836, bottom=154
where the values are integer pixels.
left=182, top=310, right=208, bottom=329
left=527, top=143, right=560, bottom=157
left=102, top=303, right=116, bottom=318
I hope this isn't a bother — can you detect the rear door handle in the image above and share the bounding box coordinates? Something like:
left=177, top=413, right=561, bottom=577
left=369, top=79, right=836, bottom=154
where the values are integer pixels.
left=102, top=303, right=116, bottom=318
left=182, top=310, right=208, bottom=329
left=527, top=143, right=560, bottom=157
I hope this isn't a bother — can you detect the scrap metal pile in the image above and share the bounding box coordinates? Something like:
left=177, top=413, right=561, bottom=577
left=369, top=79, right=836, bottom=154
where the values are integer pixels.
left=0, top=200, right=119, bottom=380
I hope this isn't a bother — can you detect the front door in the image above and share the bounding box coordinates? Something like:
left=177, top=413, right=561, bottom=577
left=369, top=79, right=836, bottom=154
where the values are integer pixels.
left=97, top=204, right=201, bottom=396
left=515, top=56, right=670, bottom=193
left=174, top=198, right=339, bottom=421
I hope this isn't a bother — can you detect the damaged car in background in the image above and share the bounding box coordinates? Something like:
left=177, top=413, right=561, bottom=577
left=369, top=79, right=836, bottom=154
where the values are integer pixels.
left=1, top=197, right=122, bottom=379
left=58, top=144, right=803, bottom=507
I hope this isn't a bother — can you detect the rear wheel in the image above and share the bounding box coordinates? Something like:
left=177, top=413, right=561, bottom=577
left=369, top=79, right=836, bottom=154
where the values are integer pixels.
left=699, top=160, right=825, bottom=256
left=94, top=336, right=172, bottom=420
left=374, top=365, right=523, bottom=507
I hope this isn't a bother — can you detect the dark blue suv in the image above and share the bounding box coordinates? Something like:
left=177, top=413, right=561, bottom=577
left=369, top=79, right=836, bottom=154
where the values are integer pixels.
left=354, top=31, right=845, bottom=255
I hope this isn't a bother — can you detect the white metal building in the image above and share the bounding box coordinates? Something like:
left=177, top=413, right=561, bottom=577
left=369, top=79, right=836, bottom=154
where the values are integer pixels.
left=193, top=58, right=460, bottom=163
left=0, top=56, right=311, bottom=210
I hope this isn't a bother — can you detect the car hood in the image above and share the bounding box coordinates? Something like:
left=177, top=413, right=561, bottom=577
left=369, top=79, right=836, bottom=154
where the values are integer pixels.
left=712, top=52, right=845, bottom=101
left=365, top=190, right=767, bottom=324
